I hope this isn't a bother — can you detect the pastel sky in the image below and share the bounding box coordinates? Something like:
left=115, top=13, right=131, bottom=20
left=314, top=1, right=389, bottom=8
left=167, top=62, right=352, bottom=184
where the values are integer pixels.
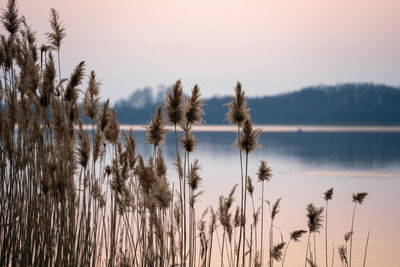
left=15, top=0, right=400, bottom=102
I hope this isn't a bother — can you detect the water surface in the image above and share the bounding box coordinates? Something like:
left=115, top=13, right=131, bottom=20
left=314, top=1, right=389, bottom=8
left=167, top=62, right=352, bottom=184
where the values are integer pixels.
left=129, top=129, right=400, bottom=266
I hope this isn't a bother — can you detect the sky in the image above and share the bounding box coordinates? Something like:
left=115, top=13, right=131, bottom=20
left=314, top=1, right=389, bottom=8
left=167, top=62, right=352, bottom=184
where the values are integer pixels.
left=11, top=0, right=400, bottom=102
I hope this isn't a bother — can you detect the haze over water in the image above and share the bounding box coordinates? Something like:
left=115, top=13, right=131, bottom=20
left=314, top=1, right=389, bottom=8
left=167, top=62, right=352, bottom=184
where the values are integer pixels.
left=130, top=129, right=400, bottom=266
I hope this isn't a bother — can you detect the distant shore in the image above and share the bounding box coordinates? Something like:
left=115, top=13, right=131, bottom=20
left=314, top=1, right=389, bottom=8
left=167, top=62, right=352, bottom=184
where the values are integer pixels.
left=81, top=124, right=400, bottom=132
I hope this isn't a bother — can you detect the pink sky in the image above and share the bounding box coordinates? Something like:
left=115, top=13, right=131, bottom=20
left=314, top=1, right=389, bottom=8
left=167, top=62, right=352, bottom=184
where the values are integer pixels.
left=14, top=0, right=400, bottom=102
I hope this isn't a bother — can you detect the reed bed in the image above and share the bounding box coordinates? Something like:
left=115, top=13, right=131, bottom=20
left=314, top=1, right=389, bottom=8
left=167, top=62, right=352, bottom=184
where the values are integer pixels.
left=0, top=1, right=371, bottom=266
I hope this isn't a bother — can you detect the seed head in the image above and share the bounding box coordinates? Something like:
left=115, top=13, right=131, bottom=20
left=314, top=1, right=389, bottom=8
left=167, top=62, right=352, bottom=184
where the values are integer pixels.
left=289, top=230, right=307, bottom=242
left=352, top=192, right=368, bottom=205
left=164, top=79, right=184, bottom=125
left=83, top=70, right=100, bottom=121
left=64, top=61, right=85, bottom=103
left=185, top=84, right=204, bottom=125
left=180, top=124, right=196, bottom=153
left=46, top=8, right=65, bottom=50
left=236, top=119, right=261, bottom=154
left=270, top=242, right=286, bottom=262
left=257, top=160, right=272, bottom=182
left=324, top=187, right=334, bottom=201
left=306, top=203, right=324, bottom=233
left=146, top=106, right=168, bottom=147
left=1, top=0, right=20, bottom=36
left=225, top=81, right=250, bottom=126
left=246, top=176, right=254, bottom=196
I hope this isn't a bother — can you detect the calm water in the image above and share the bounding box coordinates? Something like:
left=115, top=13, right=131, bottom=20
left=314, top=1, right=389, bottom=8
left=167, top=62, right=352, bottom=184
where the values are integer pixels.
left=130, top=130, right=400, bottom=266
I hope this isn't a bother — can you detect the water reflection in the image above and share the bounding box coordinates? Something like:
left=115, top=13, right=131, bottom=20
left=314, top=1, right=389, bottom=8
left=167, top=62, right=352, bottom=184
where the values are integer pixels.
left=132, top=131, right=400, bottom=169
left=128, top=130, right=400, bottom=266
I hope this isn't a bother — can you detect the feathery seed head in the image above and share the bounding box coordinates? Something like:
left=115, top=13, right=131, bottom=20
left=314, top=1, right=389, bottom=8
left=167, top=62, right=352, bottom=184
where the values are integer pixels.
left=173, top=151, right=183, bottom=179
left=236, top=119, right=261, bottom=153
left=352, top=192, right=368, bottom=205
left=1, top=0, right=20, bottom=36
left=344, top=231, right=353, bottom=242
left=104, top=109, right=120, bottom=143
left=338, top=245, right=348, bottom=265
left=123, top=129, right=136, bottom=169
left=64, top=61, right=85, bottom=103
left=180, top=124, right=196, bottom=153
left=98, top=99, right=110, bottom=132
left=233, top=206, right=241, bottom=228
left=40, top=52, right=56, bottom=107
left=324, top=188, right=334, bottom=201
left=93, top=129, right=103, bottom=163
left=225, top=81, right=250, bottom=126
left=253, top=207, right=260, bottom=226
left=188, top=159, right=201, bottom=191
left=152, top=176, right=172, bottom=209
left=185, top=84, right=204, bottom=125
left=270, top=242, right=286, bottom=262
left=257, top=160, right=272, bottom=182
left=46, top=8, right=65, bottom=50
left=271, top=198, right=281, bottom=221
left=164, top=79, right=184, bottom=125
left=247, top=176, right=254, bottom=196
left=209, top=207, right=217, bottom=234
left=156, top=148, right=167, bottom=177
left=289, top=230, right=307, bottom=242
left=77, top=120, right=90, bottom=168
left=83, top=70, right=100, bottom=121
left=146, top=105, right=168, bottom=146
left=306, top=203, right=324, bottom=233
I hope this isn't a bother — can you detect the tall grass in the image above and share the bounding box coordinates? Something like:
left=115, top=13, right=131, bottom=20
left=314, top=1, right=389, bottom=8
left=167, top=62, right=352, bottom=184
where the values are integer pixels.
left=324, top=188, right=333, bottom=267
left=0, top=1, right=372, bottom=266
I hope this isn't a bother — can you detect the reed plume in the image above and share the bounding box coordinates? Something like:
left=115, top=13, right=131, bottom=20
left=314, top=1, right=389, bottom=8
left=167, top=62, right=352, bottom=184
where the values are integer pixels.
left=152, top=176, right=172, bottom=209
left=39, top=52, right=56, bottom=108
left=225, top=81, right=250, bottom=126
left=188, top=159, right=201, bottom=192
left=305, top=203, right=324, bottom=267
left=164, top=81, right=184, bottom=258
left=1, top=0, right=19, bottom=36
left=46, top=8, right=65, bottom=51
left=46, top=8, right=65, bottom=81
left=257, top=160, right=272, bottom=267
left=269, top=198, right=282, bottom=267
left=77, top=120, right=90, bottom=169
left=282, top=230, right=307, bottom=267
left=64, top=61, right=85, bottom=103
left=236, top=119, right=261, bottom=154
left=185, top=84, right=204, bottom=125
left=98, top=99, right=111, bottom=132
left=104, top=109, right=120, bottom=144
left=165, top=79, right=185, bottom=126
left=145, top=105, right=168, bottom=147
left=197, top=209, right=209, bottom=267
left=225, top=81, right=251, bottom=267
left=218, top=185, right=237, bottom=267
left=338, top=245, right=348, bottom=267
left=181, top=124, right=197, bottom=153
left=270, top=242, right=286, bottom=263
left=349, top=192, right=368, bottom=267
left=83, top=71, right=101, bottom=122
left=324, top=188, right=333, bottom=267
left=236, top=118, right=261, bottom=267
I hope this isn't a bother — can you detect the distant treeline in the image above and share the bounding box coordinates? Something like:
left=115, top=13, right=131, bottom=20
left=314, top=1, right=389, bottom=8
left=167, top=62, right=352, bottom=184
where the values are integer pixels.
left=113, top=83, right=400, bottom=125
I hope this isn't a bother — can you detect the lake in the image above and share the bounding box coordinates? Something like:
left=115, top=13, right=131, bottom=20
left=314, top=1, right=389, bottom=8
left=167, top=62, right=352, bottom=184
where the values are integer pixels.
left=123, top=126, right=400, bottom=266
